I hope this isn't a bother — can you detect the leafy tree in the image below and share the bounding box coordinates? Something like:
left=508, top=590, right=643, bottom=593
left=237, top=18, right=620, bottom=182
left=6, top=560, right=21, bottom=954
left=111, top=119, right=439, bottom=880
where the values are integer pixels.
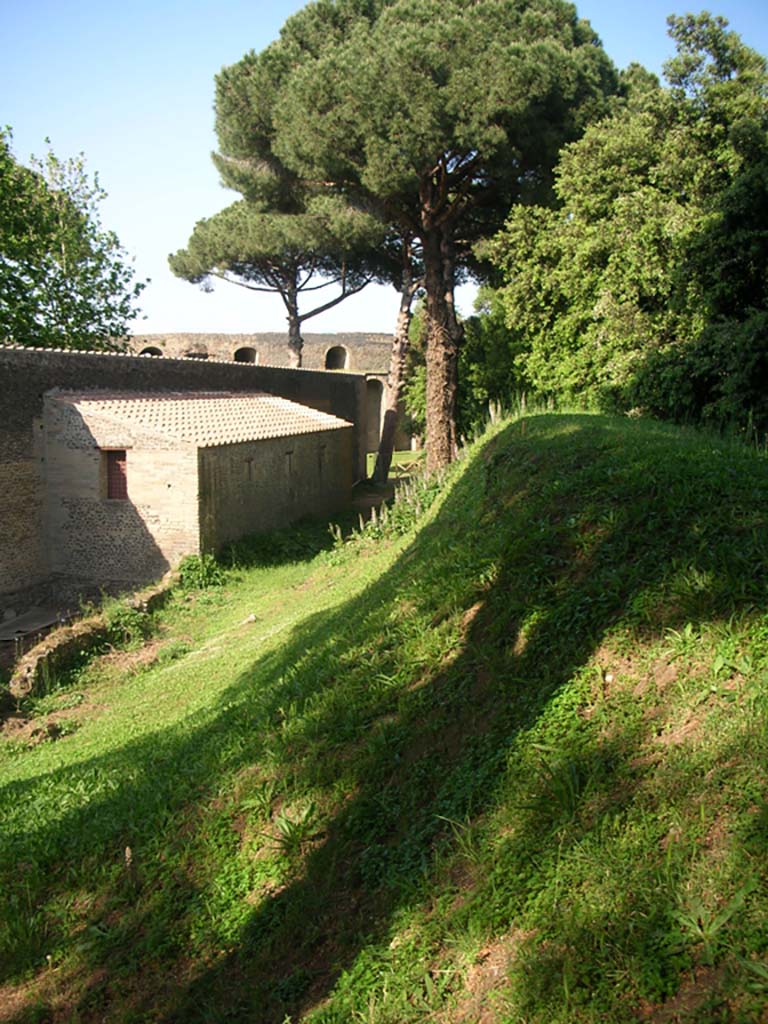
left=171, top=0, right=387, bottom=368
left=170, top=194, right=381, bottom=368
left=0, top=129, right=145, bottom=350
left=274, top=0, right=617, bottom=469
left=485, top=14, right=768, bottom=432
left=460, top=286, right=529, bottom=425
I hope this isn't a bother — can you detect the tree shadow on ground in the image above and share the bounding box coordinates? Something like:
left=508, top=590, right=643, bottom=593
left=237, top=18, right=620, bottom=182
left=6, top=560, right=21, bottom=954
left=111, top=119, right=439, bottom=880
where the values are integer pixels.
left=2, top=414, right=767, bottom=1022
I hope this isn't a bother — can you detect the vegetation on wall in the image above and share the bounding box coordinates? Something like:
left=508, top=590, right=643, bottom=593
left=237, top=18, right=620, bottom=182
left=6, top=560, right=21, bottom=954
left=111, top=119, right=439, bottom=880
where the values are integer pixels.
left=0, top=128, right=146, bottom=350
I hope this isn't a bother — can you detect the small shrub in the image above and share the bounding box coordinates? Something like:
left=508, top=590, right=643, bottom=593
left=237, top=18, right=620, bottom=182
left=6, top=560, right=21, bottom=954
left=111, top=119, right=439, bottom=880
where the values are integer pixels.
left=105, top=604, right=150, bottom=648
left=178, top=553, right=226, bottom=590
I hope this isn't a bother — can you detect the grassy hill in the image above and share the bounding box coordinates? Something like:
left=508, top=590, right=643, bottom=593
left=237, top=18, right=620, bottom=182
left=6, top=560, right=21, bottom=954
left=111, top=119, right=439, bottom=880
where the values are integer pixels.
left=1, top=413, right=768, bottom=1024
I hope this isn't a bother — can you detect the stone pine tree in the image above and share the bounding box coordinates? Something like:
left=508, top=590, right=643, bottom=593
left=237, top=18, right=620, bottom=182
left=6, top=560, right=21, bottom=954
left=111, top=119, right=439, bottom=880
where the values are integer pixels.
left=273, top=0, right=617, bottom=470
left=171, top=0, right=386, bottom=368
left=169, top=194, right=380, bottom=368
left=369, top=230, right=423, bottom=483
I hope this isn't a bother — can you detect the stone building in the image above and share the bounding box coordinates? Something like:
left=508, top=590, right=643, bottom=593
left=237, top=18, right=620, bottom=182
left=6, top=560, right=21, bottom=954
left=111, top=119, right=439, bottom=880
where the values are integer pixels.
left=129, top=331, right=391, bottom=373
left=0, top=344, right=367, bottom=616
left=128, top=332, right=411, bottom=454
left=43, top=390, right=353, bottom=590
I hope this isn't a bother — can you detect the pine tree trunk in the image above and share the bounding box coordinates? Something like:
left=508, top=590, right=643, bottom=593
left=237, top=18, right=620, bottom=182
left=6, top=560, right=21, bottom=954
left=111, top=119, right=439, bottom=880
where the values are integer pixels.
left=372, top=285, right=413, bottom=484
left=423, top=226, right=460, bottom=474
left=286, top=280, right=303, bottom=368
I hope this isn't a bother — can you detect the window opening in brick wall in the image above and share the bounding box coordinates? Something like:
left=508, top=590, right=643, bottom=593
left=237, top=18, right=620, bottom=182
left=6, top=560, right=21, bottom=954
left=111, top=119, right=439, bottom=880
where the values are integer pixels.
left=105, top=450, right=128, bottom=499
left=325, top=345, right=348, bottom=370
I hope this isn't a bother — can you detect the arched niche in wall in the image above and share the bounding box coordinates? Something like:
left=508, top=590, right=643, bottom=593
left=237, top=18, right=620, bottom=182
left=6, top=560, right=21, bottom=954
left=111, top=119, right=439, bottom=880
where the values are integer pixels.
left=184, top=350, right=209, bottom=360
left=139, top=347, right=163, bottom=357
left=325, top=345, right=349, bottom=371
left=234, top=347, right=258, bottom=364
left=365, top=378, right=384, bottom=453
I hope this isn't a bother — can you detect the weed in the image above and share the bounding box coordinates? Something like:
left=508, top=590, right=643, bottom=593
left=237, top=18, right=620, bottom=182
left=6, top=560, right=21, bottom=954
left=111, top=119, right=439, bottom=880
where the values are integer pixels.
left=28, top=690, right=85, bottom=716
left=271, top=801, right=318, bottom=858
left=242, top=780, right=278, bottom=821
left=224, top=519, right=337, bottom=569
left=674, top=886, right=752, bottom=964
left=741, top=957, right=768, bottom=992
left=105, top=603, right=150, bottom=648
left=178, top=553, right=226, bottom=590
left=436, top=815, right=484, bottom=865
left=665, top=622, right=701, bottom=660
left=154, top=639, right=192, bottom=665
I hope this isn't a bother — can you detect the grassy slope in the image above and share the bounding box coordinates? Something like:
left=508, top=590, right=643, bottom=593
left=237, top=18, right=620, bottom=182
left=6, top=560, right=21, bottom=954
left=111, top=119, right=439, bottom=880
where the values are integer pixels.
left=1, top=413, right=768, bottom=1023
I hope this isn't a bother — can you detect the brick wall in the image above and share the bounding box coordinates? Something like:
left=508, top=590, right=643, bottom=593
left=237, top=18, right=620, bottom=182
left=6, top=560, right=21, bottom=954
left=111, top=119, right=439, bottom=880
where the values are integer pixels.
left=44, top=399, right=200, bottom=586
left=0, top=345, right=366, bottom=611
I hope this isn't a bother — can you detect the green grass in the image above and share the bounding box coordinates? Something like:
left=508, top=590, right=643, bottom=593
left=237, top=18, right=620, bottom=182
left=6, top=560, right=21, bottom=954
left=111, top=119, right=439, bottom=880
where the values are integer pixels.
left=365, top=447, right=425, bottom=479
left=1, top=413, right=768, bottom=1023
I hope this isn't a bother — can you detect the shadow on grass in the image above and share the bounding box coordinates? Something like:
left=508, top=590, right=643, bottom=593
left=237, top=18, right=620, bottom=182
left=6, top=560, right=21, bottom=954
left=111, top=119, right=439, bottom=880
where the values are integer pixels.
left=2, top=414, right=767, bottom=1022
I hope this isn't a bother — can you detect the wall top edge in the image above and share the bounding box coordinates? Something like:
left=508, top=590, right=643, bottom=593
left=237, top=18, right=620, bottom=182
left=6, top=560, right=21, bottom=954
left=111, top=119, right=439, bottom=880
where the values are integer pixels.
left=0, top=345, right=369, bottom=376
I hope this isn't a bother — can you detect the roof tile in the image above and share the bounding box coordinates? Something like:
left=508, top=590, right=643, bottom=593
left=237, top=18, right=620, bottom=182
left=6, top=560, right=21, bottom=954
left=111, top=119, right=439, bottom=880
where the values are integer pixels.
left=51, top=391, right=352, bottom=446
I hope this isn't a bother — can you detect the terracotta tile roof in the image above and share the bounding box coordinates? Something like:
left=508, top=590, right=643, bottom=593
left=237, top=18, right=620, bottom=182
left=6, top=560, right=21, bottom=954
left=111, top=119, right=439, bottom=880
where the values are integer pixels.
left=50, top=391, right=352, bottom=447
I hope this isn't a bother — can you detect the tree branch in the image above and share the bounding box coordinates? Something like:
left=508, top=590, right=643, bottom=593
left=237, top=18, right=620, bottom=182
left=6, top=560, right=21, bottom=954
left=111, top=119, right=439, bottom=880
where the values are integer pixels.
left=208, top=270, right=282, bottom=294
left=298, top=276, right=372, bottom=323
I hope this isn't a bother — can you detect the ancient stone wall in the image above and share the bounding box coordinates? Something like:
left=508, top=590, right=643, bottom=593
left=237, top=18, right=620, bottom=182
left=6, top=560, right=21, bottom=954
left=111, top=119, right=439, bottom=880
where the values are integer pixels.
left=44, top=399, right=200, bottom=587
left=0, top=345, right=366, bottom=613
left=130, top=332, right=392, bottom=375
left=198, top=429, right=353, bottom=553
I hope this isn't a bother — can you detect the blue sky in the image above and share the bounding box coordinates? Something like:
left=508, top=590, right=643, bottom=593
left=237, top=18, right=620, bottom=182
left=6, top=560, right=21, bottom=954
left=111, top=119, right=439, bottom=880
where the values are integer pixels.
left=2, top=0, right=767, bottom=338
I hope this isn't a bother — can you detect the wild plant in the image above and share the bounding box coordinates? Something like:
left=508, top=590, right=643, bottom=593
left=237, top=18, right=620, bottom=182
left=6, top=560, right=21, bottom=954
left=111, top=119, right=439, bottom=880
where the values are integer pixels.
left=178, top=553, right=226, bottom=590
left=242, top=780, right=278, bottom=821
left=674, top=885, right=752, bottom=965
left=271, top=801, right=317, bottom=858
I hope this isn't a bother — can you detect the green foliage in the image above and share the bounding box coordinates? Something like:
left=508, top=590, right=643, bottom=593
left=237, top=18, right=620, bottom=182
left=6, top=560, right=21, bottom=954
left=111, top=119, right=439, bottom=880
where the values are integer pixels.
left=169, top=196, right=380, bottom=309
left=0, top=128, right=145, bottom=349
left=401, top=301, right=427, bottom=437
left=3, top=413, right=768, bottom=1021
left=104, top=603, right=151, bottom=649
left=483, top=14, right=768, bottom=434
left=270, top=801, right=318, bottom=859
left=271, top=0, right=618, bottom=465
left=328, top=460, right=446, bottom=560
left=171, top=6, right=386, bottom=358
left=0, top=411, right=765, bottom=1019
left=178, top=553, right=227, bottom=590
left=402, top=299, right=498, bottom=442
left=225, top=518, right=340, bottom=568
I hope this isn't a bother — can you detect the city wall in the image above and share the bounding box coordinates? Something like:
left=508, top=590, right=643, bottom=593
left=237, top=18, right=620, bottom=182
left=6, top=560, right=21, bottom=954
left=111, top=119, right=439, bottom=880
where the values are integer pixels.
left=129, top=332, right=392, bottom=373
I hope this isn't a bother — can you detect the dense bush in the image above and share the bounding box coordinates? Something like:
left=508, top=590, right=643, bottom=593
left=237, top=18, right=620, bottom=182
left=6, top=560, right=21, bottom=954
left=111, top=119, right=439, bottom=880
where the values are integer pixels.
left=480, top=14, right=768, bottom=435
